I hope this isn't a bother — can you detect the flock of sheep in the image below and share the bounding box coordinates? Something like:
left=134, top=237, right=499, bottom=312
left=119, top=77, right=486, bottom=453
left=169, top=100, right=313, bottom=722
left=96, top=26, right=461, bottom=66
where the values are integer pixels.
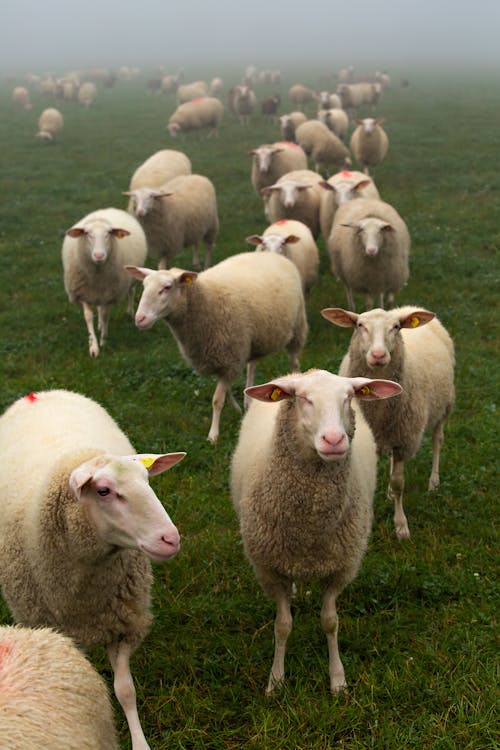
left=1, top=63, right=456, bottom=750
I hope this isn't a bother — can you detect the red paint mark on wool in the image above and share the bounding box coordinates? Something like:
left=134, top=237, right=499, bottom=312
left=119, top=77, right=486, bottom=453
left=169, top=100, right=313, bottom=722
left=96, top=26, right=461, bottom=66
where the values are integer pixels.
left=341, top=170, right=353, bottom=177
left=276, top=141, right=301, bottom=150
left=24, top=393, right=38, bottom=403
left=275, top=220, right=290, bottom=225
left=191, top=97, right=205, bottom=103
left=0, top=644, right=12, bottom=664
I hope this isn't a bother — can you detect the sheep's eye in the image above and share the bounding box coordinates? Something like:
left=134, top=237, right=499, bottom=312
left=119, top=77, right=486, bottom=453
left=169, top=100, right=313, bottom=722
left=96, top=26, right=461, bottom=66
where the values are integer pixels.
left=97, top=487, right=110, bottom=497
left=160, top=284, right=171, bottom=294
left=392, top=324, right=401, bottom=332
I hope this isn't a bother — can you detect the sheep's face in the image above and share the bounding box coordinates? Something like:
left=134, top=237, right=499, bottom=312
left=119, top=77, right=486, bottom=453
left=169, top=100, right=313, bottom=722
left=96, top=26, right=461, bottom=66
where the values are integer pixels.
left=361, top=118, right=376, bottom=134
left=66, top=220, right=130, bottom=264
left=133, top=268, right=197, bottom=329
left=127, top=188, right=166, bottom=218
left=252, top=146, right=275, bottom=173
left=341, top=217, right=392, bottom=256
left=354, top=308, right=434, bottom=368
left=272, top=180, right=310, bottom=208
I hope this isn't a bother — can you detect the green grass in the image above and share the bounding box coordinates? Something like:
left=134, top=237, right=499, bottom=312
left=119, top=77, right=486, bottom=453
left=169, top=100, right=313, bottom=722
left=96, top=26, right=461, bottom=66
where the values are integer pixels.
left=0, top=67, right=498, bottom=749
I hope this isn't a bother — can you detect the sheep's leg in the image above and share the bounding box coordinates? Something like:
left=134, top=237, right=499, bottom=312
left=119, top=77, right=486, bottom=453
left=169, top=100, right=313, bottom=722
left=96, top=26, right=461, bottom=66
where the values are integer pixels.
left=158, top=257, right=168, bottom=270
left=107, top=641, right=150, bottom=750
left=364, top=293, right=374, bottom=310
left=321, top=583, right=347, bottom=693
left=127, top=283, right=136, bottom=317
left=192, top=243, right=201, bottom=271
left=363, top=165, right=370, bottom=175
left=388, top=453, right=409, bottom=538
left=266, top=584, right=293, bottom=694
left=428, top=420, right=445, bottom=491
left=244, top=360, right=257, bottom=409
left=378, top=291, right=385, bottom=309
left=82, top=302, right=99, bottom=357
left=208, top=378, right=229, bottom=443
left=227, top=389, right=242, bottom=413
left=97, top=304, right=110, bottom=346
left=345, top=286, right=356, bottom=312
left=203, top=239, right=212, bottom=269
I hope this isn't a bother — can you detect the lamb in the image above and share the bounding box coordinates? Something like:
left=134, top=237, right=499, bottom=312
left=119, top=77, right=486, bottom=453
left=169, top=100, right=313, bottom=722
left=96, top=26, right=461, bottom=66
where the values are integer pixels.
left=0, top=389, right=186, bottom=750
left=321, top=306, right=455, bottom=539
left=0, top=625, right=118, bottom=750
left=249, top=141, right=308, bottom=196
left=319, top=169, right=380, bottom=240
left=176, top=80, right=208, bottom=103
left=349, top=118, right=389, bottom=175
left=317, top=107, right=349, bottom=141
left=246, top=218, right=319, bottom=297
left=126, top=173, right=219, bottom=271
left=36, top=107, right=63, bottom=141
left=167, top=96, right=223, bottom=137
left=295, top=119, right=351, bottom=175
left=288, top=84, right=315, bottom=110
left=230, top=368, right=402, bottom=693
left=261, top=168, right=326, bottom=239
left=124, top=149, right=192, bottom=213
left=77, top=80, right=97, bottom=107
left=231, top=84, right=257, bottom=125
left=327, top=197, right=410, bottom=310
left=279, top=111, right=307, bottom=141
left=62, top=207, right=148, bottom=357
left=12, top=85, right=32, bottom=109
left=126, top=251, right=308, bottom=442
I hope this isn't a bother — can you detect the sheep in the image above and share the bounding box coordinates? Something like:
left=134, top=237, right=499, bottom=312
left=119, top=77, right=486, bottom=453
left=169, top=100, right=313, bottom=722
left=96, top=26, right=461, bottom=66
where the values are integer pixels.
left=337, top=82, right=378, bottom=112
left=0, top=388, right=186, bottom=750
left=288, top=83, right=315, bottom=110
left=349, top=118, right=389, bottom=174
left=279, top=111, right=307, bottom=141
left=261, top=94, right=281, bottom=120
left=126, top=252, right=308, bottom=443
left=321, top=306, right=455, bottom=539
left=246, top=218, right=319, bottom=297
left=167, top=97, right=223, bottom=137
left=317, top=107, right=349, bottom=141
left=0, top=625, right=119, bottom=750
left=125, top=173, right=218, bottom=271
left=262, top=168, right=326, bottom=239
left=231, top=84, right=257, bottom=125
left=316, top=90, right=342, bottom=110
left=295, top=119, right=351, bottom=175
left=209, top=76, right=223, bottom=96
left=327, top=197, right=410, bottom=310
left=319, top=169, right=380, bottom=240
left=230, top=368, right=402, bottom=693
left=12, top=85, right=32, bottom=109
left=160, top=73, right=179, bottom=94
left=77, top=80, right=97, bottom=107
left=249, top=141, right=308, bottom=196
left=176, top=80, right=208, bottom=103
left=124, top=149, right=192, bottom=213
left=62, top=207, right=148, bottom=356
left=36, top=107, right=63, bottom=141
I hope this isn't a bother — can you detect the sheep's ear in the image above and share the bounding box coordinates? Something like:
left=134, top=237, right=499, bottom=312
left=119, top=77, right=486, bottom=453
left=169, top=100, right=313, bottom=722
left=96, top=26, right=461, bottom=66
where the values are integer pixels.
left=69, top=467, right=93, bottom=498
left=246, top=234, right=263, bottom=246
left=248, top=149, right=257, bottom=156
left=111, top=228, right=130, bottom=239
left=134, top=453, right=186, bottom=475
left=244, top=382, right=294, bottom=403
left=284, top=234, right=301, bottom=244
left=319, top=180, right=334, bottom=191
left=399, top=310, right=435, bottom=329
left=339, top=221, right=356, bottom=229
left=354, top=119, right=362, bottom=125
left=297, top=184, right=311, bottom=191
left=122, top=190, right=133, bottom=196
left=375, top=117, right=385, bottom=125
left=321, top=308, right=358, bottom=327
left=352, top=379, right=402, bottom=401
left=124, top=265, right=155, bottom=280
left=260, top=186, right=273, bottom=196
left=66, top=227, right=86, bottom=238
left=179, top=271, right=197, bottom=285
left=380, top=223, right=394, bottom=232
left=354, top=179, right=372, bottom=191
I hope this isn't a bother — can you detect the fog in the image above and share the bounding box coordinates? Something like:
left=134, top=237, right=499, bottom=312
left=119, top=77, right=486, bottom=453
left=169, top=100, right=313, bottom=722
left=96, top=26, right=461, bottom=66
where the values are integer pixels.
left=2, top=0, right=500, bottom=74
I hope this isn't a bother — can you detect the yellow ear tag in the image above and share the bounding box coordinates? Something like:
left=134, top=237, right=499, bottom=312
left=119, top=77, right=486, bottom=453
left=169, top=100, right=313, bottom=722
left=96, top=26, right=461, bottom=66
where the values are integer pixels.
left=184, top=276, right=193, bottom=284
left=360, top=386, right=372, bottom=395
left=410, top=316, right=420, bottom=328
left=140, top=456, right=155, bottom=470
left=270, top=387, right=282, bottom=401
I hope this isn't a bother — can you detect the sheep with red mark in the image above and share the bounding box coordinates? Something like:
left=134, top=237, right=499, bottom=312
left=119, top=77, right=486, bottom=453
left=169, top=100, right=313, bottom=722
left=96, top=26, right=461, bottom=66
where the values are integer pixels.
left=249, top=141, right=308, bottom=196
left=319, top=169, right=380, bottom=240
left=262, top=168, right=325, bottom=239
left=279, top=111, right=307, bottom=141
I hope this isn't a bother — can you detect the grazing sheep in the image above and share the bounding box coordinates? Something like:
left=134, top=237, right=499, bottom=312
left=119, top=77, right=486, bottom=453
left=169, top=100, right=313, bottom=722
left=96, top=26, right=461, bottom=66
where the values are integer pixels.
left=176, top=80, right=208, bottom=103
left=0, top=389, right=186, bottom=750
left=0, top=625, right=118, bottom=750
left=167, top=97, right=223, bottom=137
left=288, top=84, right=315, bottom=110
left=295, top=119, right=351, bottom=175
left=124, top=149, right=192, bottom=212
left=62, top=207, right=148, bottom=356
left=349, top=118, right=389, bottom=174
left=249, top=141, right=308, bottom=196
left=328, top=197, right=410, bottom=310
left=279, top=111, right=307, bottom=141
left=319, top=169, right=380, bottom=240
left=318, top=107, right=349, bottom=141
left=126, top=173, right=218, bottom=271
left=231, top=84, right=257, bottom=125
left=36, top=107, right=63, bottom=141
left=12, top=85, right=32, bottom=109
left=77, top=81, right=97, bottom=107
left=322, top=306, right=455, bottom=539
left=126, top=252, right=308, bottom=442
left=230, top=368, right=402, bottom=693
left=262, top=168, right=325, bottom=239
left=246, top=219, right=319, bottom=297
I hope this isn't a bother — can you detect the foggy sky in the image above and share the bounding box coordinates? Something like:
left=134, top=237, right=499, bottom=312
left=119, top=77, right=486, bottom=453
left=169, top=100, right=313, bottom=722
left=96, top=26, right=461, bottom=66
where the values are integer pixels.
left=1, top=0, right=499, bottom=73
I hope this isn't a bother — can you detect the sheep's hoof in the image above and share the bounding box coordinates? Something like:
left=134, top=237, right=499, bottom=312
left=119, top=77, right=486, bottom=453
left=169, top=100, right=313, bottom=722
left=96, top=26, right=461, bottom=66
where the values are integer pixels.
left=395, top=522, right=410, bottom=540
left=265, top=675, right=284, bottom=695
left=330, top=681, right=348, bottom=694
left=428, top=474, right=440, bottom=492
left=89, top=345, right=99, bottom=357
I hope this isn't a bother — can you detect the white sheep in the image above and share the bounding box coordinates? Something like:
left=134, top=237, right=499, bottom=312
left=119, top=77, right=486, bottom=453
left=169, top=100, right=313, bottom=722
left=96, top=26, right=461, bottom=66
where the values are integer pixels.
left=288, top=84, right=315, bottom=110
left=167, top=97, right=223, bottom=137
left=77, top=81, right=97, bottom=107
left=249, top=141, right=308, bottom=196
left=126, top=173, right=218, bottom=271
left=349, top=118, right=389, bottom=175
left=322, top=306, right=455, bottom=539
left=176, top=80, right=208, bottom=103
left=316, top=91, right=342, bottom=110
left=0, top=625, right=118, bottom=750
left=209, top=76, right=223, bottom=96
left=124, top=149, right=192, bottom=213
left=317, top=107, right=349, bottom=141
left=230, top=368, right=402, bottom=693
left=12, top=85, right=32, bottom=109
left=295, top=119, right=351, bottom=175
left=231, top=84, right=257, bottom=125
left=126, top=251, right=308, bottom=442
left=279, top=111, right=307, bottom=141
left=319, top=169, right=380, bottom=240
left=337, top=82, right=378, bottom=112
left=62, top=207, right=148, bottom=357
left=36, top=107, right=63, bottom=141
left=0, top=389, right=186, bottom=750
left=327, top=197, right=410, bottom=310
left=246, top=218, right=319, bottom=297
left=261, top=168, right=325, bottom=239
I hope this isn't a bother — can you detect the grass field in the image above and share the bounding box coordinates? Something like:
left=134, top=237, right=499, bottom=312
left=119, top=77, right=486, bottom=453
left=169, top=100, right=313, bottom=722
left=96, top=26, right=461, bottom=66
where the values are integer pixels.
left=0, top=66, right=498, bottom=749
